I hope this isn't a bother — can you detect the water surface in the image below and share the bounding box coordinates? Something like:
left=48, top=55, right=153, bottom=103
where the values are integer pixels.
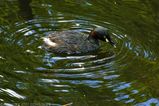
left=0, top=0, right=159, bottom=105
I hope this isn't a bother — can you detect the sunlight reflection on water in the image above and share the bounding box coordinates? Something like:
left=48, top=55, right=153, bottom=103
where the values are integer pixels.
left=0, top=0, right=159, bottom=105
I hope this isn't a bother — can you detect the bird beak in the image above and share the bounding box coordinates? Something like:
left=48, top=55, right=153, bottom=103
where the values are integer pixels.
left=104, top=34, right=116, bottom=48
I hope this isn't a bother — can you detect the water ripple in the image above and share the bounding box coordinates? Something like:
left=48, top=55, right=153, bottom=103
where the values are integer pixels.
left=1, top=10, right=155, bottom=105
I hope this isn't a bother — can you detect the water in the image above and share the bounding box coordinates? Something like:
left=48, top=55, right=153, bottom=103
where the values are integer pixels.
left=0, top=0, right=159, bottom=105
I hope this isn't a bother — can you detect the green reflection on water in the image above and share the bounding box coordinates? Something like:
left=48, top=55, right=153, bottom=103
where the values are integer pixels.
left=0, top=0, right=159, bottom=105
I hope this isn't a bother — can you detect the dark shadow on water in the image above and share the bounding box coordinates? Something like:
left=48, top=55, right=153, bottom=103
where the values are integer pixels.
left=18, top=0, right=33, bottom=20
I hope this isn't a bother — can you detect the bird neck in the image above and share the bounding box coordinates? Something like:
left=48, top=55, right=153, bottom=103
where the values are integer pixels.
left=87, top=35, right=99, bottom=45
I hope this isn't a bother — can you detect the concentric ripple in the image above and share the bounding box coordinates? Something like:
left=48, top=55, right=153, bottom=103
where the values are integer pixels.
left=0, top=12, right=156, bottom=105
left=11, top=15, right=121, bottom=74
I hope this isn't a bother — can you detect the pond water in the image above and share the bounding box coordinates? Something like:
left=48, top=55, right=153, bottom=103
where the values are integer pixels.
left=1, top=0, right=159, bottom=105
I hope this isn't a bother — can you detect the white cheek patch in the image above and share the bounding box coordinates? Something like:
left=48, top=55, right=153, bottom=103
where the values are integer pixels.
left=106, top=39, right=109, bottom=42
left=43, top=37, right=57, bottom=47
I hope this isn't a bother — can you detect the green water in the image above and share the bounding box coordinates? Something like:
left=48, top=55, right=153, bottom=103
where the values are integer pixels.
left=1, top=0, right=159, bottom=105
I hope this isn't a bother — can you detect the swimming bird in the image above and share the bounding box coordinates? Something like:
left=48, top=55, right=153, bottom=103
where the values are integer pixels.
left=42, top=27, right=115, bottom=54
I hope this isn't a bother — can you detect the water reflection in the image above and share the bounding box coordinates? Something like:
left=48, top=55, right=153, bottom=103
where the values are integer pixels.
left=0, top=0, right=159, bottom=105
left=136, top=98, right=159, bottom=106
left=18, top=0, right=33, bottom=20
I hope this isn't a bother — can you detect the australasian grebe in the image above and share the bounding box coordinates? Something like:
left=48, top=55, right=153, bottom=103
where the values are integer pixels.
left=42, top=27, right=115, bottom=54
